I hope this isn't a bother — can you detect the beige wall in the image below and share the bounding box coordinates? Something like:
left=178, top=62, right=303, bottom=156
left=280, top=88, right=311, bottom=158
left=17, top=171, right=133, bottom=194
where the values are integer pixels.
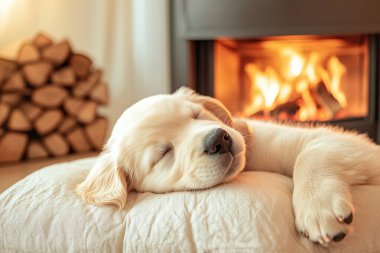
left=0, top=0, right=171, bottom=133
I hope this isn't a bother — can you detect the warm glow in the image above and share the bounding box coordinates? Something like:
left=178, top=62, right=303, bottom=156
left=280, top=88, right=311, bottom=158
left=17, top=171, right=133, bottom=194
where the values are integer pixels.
left=0, top=0, right=15, bottom=31
left=244, top=47, right=348, bottom=121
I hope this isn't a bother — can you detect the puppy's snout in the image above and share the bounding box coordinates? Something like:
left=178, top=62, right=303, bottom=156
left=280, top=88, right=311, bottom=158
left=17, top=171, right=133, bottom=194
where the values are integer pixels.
left=204, top=128, right=232, bottom=155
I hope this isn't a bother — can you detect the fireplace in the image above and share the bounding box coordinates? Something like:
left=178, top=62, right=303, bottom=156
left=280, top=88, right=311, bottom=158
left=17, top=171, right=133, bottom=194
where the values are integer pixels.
left=170, top=0, right=380, bottom=143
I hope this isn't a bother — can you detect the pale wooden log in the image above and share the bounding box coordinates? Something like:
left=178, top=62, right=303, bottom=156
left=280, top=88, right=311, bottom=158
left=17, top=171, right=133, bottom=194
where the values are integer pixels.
left=42, top=40, right=71, bottom=66
left=17, top=43, right=40, bottom=64
left=0, top=103, right=10, bottom=126
left=0, top=93, right=22, bottom=106
left=35, top=110, right=63, bottom=135
left=52, top=67, right=76, bottom=86
left=58, top=117, right=77, bottom=134
left=0, top=58, right=17, bottom=84
left=32, top=86, right=68, bottom=108
left=33, top=33, right=53, bottom=49
left=19, top=102, right=42, bottom=121
left=72, top=70, right=101, bottom=98
left=90, top=82, right=108, bottom=105
left=2, top=71, right=25, bottom=92
left=0, top=132, right=28, bottom=162
left=43, top=133, right=69, bottom=156
left=67, top=127, right=92, bottom=152
left=77, top=101, right=97, bottom=124
left=23, top=62, right=53, bottom=87
left=8, top=109, right=32, bottom=131
left=63, top=97, right=84, bottom=116
left=84, top=117, right=107, bottom=150
left=69, top=54, right=92, bottom=78
left=27, top=140, right=49, bottom=159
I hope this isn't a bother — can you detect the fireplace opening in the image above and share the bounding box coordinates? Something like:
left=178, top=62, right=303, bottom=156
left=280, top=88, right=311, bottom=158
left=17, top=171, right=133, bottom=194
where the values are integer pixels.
left=214, top=35, right=369, bottom=122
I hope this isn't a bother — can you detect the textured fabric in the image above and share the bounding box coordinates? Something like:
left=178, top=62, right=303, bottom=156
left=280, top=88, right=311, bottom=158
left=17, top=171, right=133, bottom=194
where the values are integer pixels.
left=1, top=158, right=379, bottom=253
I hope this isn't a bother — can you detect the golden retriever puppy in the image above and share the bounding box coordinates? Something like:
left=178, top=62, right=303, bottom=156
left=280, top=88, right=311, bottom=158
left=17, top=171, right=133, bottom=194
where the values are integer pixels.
left=77, top=87, right=380, bottom=246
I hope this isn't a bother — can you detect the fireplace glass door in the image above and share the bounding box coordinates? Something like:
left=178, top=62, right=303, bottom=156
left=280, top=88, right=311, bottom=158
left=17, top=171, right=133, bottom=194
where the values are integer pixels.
left=214, top=35, right=369, bottom=122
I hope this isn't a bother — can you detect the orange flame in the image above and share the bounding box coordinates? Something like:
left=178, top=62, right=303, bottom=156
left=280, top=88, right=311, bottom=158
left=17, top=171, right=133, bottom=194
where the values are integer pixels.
left=244, top=48, right=347, bottom=121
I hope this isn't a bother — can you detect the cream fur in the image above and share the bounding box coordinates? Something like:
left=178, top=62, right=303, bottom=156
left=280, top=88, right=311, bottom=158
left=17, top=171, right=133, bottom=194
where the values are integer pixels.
left=77, top=87, right=380, bottom=246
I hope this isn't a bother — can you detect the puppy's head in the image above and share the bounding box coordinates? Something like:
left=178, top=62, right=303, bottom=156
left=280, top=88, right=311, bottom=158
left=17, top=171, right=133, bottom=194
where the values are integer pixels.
left=77, top=87, right=250, bottom=209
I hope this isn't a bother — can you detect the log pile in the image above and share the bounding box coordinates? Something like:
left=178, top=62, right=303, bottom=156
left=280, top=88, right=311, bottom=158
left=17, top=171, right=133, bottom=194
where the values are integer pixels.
left=0, top=33, right=108, bottom=163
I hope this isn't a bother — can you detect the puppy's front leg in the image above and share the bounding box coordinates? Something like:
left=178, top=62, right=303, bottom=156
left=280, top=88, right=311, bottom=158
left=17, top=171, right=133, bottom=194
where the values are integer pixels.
left=243, top=121, right=380, bottom=245
left=292, top=129, right=380, bottom=245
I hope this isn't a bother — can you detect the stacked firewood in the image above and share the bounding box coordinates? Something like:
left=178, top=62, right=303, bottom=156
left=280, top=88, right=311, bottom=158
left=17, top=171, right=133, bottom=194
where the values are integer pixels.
left=0, top=33, right=108, bottom=163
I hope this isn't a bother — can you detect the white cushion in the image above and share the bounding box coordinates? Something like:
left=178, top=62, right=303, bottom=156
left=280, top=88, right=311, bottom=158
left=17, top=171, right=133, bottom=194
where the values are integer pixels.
left=1, top=158, right=380, bottom=252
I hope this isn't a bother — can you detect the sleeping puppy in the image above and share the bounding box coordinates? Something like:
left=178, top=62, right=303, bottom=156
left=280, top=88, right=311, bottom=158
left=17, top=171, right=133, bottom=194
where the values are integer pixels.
left=77, top=87, right=380, bottom=246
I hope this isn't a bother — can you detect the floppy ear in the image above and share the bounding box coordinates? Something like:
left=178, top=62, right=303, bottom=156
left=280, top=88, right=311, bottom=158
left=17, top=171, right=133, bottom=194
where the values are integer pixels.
left=76, top=151, right=128, bottom=209
left=174, top=86, right=233, bottom=126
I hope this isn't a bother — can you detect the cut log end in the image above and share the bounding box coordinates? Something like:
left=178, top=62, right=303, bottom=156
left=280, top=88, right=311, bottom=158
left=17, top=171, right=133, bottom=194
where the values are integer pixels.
left=43, top=133, right=69, bottom=156
left=23, top=62, right=53, bottom=87
left=3, top=72, right=26, bottom=93
left=27, top=141, right=49, bottom=159
left=70, top=54, right=92, bottom=78
left=42, top=40, right=71, bottom=66
left=17, top=43, right=40, bottom=64
left=0, top=132, right=28, bottom=162
left=32, top=86, right=68, bottom=108
left=77, top=101, right=97, bottom=124
left=67, top=127, right=92, bottom=152
left=0, top=58, right=18, bottom=84
left=33, top=33, right=53, bottom=49
left=0, top=103, right=10, bottom=126
left=8, top=109, right=32, bottom=131
left=85, top=117, right=107, bottom=150
left=35, top=110, right=64, bottom=135
left=52, top=67, right=76, bottom=86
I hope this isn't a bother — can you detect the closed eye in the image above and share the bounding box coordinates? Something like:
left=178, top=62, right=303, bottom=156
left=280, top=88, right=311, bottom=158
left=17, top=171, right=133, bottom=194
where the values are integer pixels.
left=158, top=145, right=173, bottom=161
left=192, top=110, right=201, bottom=119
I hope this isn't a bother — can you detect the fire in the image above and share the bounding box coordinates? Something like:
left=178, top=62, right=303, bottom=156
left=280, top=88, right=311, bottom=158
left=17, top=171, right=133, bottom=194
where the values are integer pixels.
left=244, top=48, right=347, bottom=121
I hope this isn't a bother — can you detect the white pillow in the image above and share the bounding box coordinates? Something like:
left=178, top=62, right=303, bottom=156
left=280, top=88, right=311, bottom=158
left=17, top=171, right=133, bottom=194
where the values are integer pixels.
left=1, top=158, right=379, bottom=253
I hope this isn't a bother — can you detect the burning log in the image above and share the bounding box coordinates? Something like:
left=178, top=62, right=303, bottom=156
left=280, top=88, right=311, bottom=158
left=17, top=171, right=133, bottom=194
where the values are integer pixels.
left=0, top=33, right=109, bottom=163
left=270, top=100, right=301, bottom=118
left=311, top=82, right=343, bottom=118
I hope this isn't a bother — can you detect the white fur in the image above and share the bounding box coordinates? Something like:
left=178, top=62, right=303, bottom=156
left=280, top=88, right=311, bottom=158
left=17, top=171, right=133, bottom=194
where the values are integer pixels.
left=246, top=120, right=380, bottom=245
left=77, top=87, right=380, bottom=246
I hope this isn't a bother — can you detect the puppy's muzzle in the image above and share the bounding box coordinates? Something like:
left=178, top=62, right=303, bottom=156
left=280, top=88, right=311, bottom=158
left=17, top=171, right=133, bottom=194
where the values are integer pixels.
left=204, top=128, right=232, bottom=155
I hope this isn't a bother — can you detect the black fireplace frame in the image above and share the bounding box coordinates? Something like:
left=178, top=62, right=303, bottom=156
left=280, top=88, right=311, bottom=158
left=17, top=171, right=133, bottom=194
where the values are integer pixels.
left=170, top=0, right=380, bottom=143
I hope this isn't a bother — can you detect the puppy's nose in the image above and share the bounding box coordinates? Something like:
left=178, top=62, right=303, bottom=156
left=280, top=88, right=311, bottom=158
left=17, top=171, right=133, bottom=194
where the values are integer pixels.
left=204, top=128, right=232, bottom=155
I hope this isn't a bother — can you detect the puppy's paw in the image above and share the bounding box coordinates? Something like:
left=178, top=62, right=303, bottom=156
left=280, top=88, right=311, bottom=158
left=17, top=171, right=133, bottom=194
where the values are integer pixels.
left=293, top=182, right=354, bottom=246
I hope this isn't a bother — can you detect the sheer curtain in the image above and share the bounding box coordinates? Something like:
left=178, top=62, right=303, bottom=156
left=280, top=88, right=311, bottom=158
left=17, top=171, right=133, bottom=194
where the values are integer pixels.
left=0, top=0, right=171, bottom=129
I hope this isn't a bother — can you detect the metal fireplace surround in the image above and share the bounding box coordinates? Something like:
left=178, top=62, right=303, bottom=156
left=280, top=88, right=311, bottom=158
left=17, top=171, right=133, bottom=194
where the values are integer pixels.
left=170, top=0, right=380, bottom=143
